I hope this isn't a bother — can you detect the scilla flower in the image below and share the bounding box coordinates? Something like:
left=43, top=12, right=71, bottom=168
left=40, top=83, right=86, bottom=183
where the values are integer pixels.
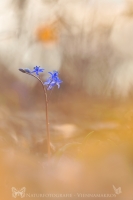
left=19, top=67, right=62, bottom=157
left=44, top=71, right=62, bottom=90
left=19, top=66, right=44, bottom=75
left=31, top=66, right=44, bottom=75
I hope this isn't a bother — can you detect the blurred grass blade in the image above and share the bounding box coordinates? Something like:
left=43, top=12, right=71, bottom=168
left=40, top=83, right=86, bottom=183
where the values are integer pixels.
left=54, top=142, right=82, bottom=159
left=82, top=131, right=94, bottom=144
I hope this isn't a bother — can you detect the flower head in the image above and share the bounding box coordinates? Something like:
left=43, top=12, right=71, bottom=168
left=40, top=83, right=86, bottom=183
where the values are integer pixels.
left=31, top=66, right=44, bottom=75
left=19, top=68, right=32, bottom=74
left=44, top=70, right=62, bottom=90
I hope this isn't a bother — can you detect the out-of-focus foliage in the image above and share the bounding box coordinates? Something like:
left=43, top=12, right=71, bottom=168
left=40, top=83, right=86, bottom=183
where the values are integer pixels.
left=1, top=87, right=133, bottom=199
left=1, top=0, right=133, bottom=97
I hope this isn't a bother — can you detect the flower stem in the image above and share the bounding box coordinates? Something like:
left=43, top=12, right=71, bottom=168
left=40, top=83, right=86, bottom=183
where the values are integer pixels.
left=28, top=73, right=51, bottom=158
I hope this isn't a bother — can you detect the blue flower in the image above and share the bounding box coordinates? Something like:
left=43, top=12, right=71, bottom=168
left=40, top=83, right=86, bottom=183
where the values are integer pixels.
left=31, top=66, right=44, bottom=75
left=44, top=70, right=62, bottom=90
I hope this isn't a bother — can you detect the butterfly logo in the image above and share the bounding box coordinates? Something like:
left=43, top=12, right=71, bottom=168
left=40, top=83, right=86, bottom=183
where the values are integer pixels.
left=12, top=187, right=26, bottom=198
left=113, top=185, right=122, bottom=195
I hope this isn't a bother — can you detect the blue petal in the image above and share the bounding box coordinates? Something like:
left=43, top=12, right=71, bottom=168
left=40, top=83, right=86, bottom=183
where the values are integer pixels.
left=44, top=78, right=52, bottom=85
left=47, top=82, right=56, bottom=90
left=56, top=83, right=60, bottom=88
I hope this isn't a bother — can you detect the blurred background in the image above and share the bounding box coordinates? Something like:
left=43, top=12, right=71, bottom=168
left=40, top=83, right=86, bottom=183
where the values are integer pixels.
left=1, top=0, right=133, bottom=199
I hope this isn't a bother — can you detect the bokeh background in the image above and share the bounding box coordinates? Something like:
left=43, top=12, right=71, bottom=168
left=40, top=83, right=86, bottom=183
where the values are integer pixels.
left=1, top=0, right=133, bottom=199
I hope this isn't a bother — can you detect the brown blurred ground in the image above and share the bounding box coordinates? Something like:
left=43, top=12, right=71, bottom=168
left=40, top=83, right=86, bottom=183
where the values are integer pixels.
left=1, top=69, right=133, bottom=200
